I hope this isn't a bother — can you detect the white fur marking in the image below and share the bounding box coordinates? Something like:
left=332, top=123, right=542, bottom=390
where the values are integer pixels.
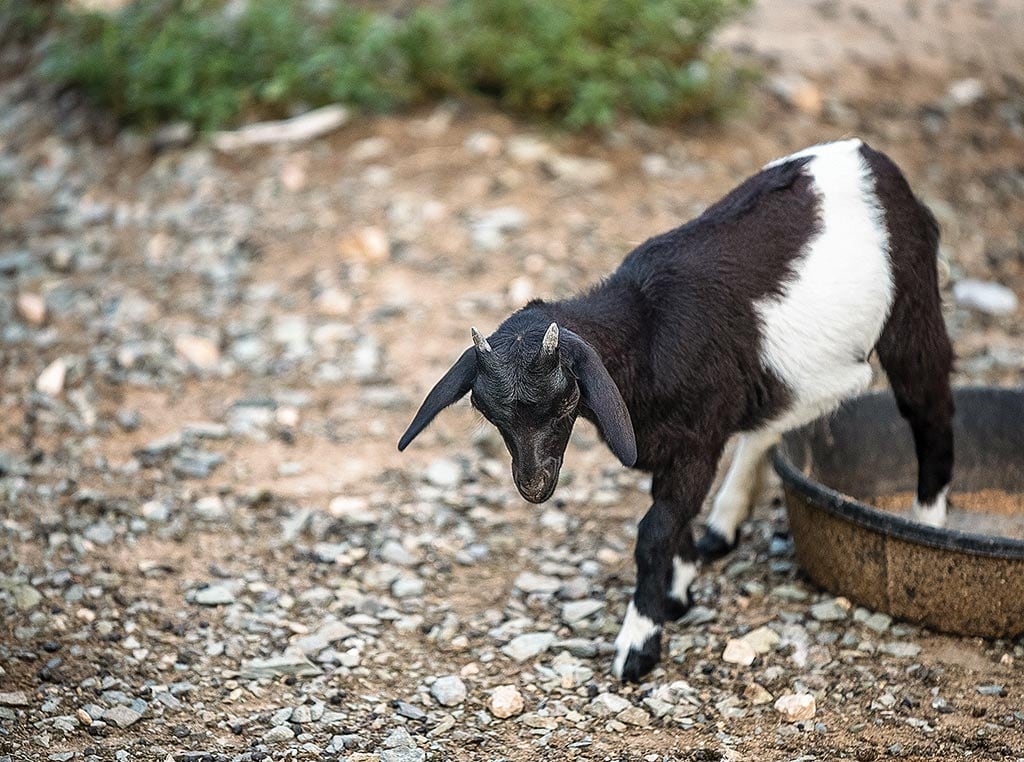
left=764, top=138, right=865, bottom=169
left=757, top=139, right=893, bottom=431
left=912, top=486, right=948, bottom=528
left=708, top=431, right=780, bottom=541
left=612, top=601, right=660, bottom=678
left=669, top=558, right=698, bottom=605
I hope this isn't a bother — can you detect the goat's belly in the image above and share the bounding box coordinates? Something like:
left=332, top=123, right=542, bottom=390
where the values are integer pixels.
left=755, top=138, right=894, bottom=429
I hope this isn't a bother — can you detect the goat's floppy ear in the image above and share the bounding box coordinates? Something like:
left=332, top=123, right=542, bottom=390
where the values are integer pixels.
left=398, top=348, right=476, bottom=451
left=562, top=330, right=637, bottom=467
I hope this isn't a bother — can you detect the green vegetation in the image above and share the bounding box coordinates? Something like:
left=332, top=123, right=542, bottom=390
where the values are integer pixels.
left=39, top=0, right=751, bottom=131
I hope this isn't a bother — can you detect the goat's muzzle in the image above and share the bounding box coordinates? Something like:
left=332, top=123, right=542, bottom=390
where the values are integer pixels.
left=512, top=458, right=561, bottom=504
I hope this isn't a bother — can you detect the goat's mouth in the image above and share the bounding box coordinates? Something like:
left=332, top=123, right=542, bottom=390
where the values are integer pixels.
left=513, top=460, right=562, bottom=504
left=516, top=481, right=558, bottom=504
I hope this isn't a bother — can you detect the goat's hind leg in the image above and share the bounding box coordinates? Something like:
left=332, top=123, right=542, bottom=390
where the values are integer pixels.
left=876, top=309, right=954, bottom=527
left=697, top=430, right=780, bottom=561
left=876, top=321, right=954, bottom=524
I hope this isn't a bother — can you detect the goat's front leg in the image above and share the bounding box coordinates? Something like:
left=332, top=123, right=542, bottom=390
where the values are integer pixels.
left=613, top=453, right=719, bottom=682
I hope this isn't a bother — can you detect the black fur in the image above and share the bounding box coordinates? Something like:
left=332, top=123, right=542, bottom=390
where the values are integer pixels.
left=695, top=527, right=736, bottom=562
left=397, top=348, right=476, bottom=452
left=860, top=144, right=954, bottom=508
left=399, top=142, right=953, bottom=681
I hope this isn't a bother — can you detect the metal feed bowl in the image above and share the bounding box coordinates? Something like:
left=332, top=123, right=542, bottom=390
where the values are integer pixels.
left=773, top=386, right=1024, bottom=639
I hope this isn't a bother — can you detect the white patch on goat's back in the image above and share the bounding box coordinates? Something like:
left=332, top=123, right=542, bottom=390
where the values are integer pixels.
left=669, top=558, right=697, bottom=604
left=612, top=601, right=659, bottom=678
left=757, top=139, right=893, bottom=428
left=764, top=138, right=865, bottom=169
left=912, top=486, right=949, bottom=528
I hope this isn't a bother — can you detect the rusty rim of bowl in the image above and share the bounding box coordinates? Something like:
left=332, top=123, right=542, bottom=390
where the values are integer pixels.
left=772, top=388, right=1024, bottom=562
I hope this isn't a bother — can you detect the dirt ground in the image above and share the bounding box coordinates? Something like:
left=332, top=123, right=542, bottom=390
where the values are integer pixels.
left=2, top=1, right=1024, bottom=760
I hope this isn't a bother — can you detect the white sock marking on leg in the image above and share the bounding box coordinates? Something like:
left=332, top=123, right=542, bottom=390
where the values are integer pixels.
left=708, top=431, right=779, bottom=542
left=669, top=557, right=697, bottom=605
left=912, top=485, right=949, bottom=528
left=612, top=601, right=660, bottom=679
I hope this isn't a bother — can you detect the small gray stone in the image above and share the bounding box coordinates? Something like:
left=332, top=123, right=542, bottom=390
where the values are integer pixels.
left=0, top=692, right=30, bottom=707
left=502, top=632, right=555, bottom=662
left=380, top=749, right=425, bottom=762
left=379, top=540, right=418, bottom=567
left=84, top=523, right=115, bottom=546
left=561, top=599, right=604, bottom=624
left=193, top=585, right=235, bottom=606
left=617, top=706, right=650, bottom=727
left=383, top=727, right=415, bottom=749
left=977, top=684, right=1005, bottom=696
left=240, top=654, right=322, bottom=679
left=327, top=495, right=378, bottom=526
left=809, top=600, right=847, bottom=622
left=391, top=576, right=424, bottom=599
left=14, top=586, right=42, bottom=610
left=425, top=457, right=462, bottom=487
left=192, top=495, right=227, bottom=520
left=172, top=449, right=225, bottom=479
left=430, top=675, right=467, bottom=707
left=140, top=500, right=170, bottom=522
left=555, top=638, right=598, bottom=658
left=863, top=612, right=892, bottom=634
left=102, top=705, right=142, bottom=728
left=270, top=707, right=293, bottom=726
left=293, top=621, right=356, bottom=655
left=945, top=78, right=986, bottom=109
left=953, top=279, right=1018, bottom=316
left=772, top=584, right=809, bottom=602
left=291, top=705, right=314, bottom=723
left=873, top=693, right=897, bottom=709
left=879, top=641, right=921, bottom=658
left=741, top=625, right=780, bottom=654
left=587, top=693, right=631, bottom=718
left=514, top=571, right=561, bottom=594
left=263, top=725, right=295, bottom=743
left=394, top=701, right=427, bottom=721
left=680, top=605, right=717, bottom=625
left=556, top=577, right=590, bottom=600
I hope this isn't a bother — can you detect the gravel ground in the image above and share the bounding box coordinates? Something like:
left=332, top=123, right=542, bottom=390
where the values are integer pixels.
left=2, top=2, right=1024, bottom=760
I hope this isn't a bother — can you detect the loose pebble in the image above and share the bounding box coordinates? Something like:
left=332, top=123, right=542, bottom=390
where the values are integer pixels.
left=953, top=279, right=1019, bottom=315
left=723, top=638, right=757, bottom=666
left=429, top=675, right=467, bottom=707
left=488, top=685, right=525, bottom=719
left=774, top=693, right=816, bottom=722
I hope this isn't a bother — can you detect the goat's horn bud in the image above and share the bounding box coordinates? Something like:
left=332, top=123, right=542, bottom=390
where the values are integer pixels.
left=541, top=322, right=559, bottom=354
left=471, top=327, right=492, bottom=353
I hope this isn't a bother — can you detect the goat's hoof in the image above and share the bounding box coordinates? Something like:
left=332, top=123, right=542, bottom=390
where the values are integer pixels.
left=696, top=528, right=736, bottom=562
left=663, top=594, right=691, bottom=622
left=615, top=636, right=661, bottom=683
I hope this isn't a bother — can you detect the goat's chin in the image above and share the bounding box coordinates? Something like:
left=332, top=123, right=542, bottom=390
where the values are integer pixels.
left=516, top=481, right=558, bottom=504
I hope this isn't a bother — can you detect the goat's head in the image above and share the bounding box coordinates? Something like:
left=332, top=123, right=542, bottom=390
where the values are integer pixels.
left=398, top=322, right=637, bottom=503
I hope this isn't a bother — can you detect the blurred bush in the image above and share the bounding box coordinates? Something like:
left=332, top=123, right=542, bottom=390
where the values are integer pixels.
left=39, top=0, right=752, bottom=131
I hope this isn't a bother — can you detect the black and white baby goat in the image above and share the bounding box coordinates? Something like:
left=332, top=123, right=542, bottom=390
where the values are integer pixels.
left=399, top=139, right=954, bottom=682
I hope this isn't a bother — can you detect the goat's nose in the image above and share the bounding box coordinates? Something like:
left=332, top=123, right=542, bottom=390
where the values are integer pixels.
left=523, top=475, right=545, bottom=492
